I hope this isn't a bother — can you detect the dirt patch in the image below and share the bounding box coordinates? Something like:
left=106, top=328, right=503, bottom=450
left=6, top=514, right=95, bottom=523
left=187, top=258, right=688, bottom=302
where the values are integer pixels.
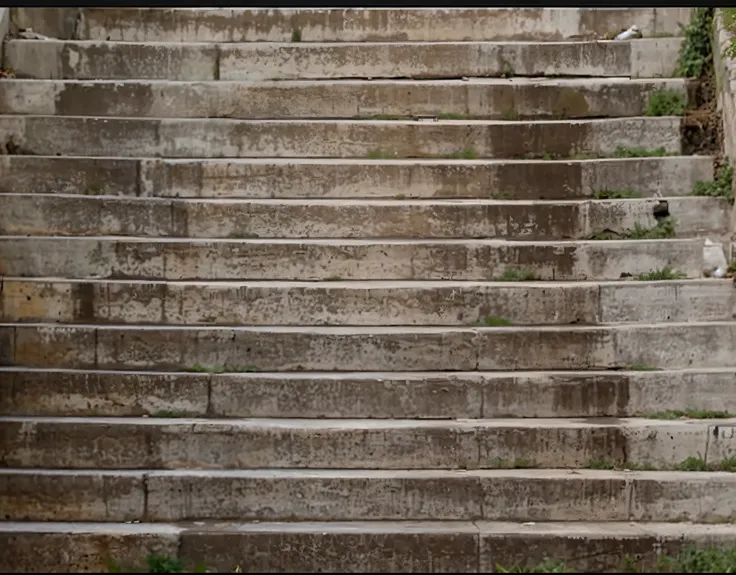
left=681, top=58, right=724, bottom=164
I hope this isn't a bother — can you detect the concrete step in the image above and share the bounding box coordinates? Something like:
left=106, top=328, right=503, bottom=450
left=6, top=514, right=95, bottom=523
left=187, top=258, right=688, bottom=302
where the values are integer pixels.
left=75, top=8, right=694, bottom=43
left=3, top=367, right=736, bottom=419
left=5, top=38, right=683, bottom=81
left=0, top=195, right=726, bottom=240
left=3, top=468, right=735, bottom=523
left=0, top=78, right=690, bottom=120
left=0, top=156, right=714, bottom=200
left=0, top=115, right=683, bottom=159
left=2, top=321, right=736, bottom=371
left=0, top=236, right=705, bottom=281
left=2, top=415, right=734, bottom=470
left=2, top=278, right=734, bottom=327
left=3, top=520, right=734, bottom=573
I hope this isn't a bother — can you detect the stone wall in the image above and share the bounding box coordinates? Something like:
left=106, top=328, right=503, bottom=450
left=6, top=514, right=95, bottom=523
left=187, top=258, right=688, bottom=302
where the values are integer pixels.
left=713, top=10, right=736, bottom=258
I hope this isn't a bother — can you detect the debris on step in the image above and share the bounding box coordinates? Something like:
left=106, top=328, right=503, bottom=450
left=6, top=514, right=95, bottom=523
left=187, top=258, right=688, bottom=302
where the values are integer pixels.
left=703, top=238, right=728, bottom=277
left=615, top=25, right=641, bottom=40
left=18, top=28, right=51, bottom=40
left=713, top=266, right=727, bottom=278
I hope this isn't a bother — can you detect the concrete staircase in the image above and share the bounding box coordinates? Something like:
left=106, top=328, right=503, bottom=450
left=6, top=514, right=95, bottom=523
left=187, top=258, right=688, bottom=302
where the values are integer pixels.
left=2, top=7, right=736, bottom=573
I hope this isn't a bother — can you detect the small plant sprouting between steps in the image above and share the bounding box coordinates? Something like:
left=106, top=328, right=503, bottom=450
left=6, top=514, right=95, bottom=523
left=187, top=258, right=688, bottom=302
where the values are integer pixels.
left=691, top=163, right=734, bottom=204
left=645, top=409, right=734, bottom=420
left=478, top=315, right=513, bottom=327
left=645, top=89, right=687, bottom=116
left=593, top=188, right=641, bottom=200
left=183, top=363, right=260, bottom=374
left=495, top=268, right=540, bottom=281
left=496, top=545, right=736, bottom=572
left=636, top=267, right=687, bottom=281
left=442, top=149, right=478, bottom=159
left=107, top=554, right=208, bottom=573
left=613, top=146, right=671, bottom=158
left=626, top=364, right=661, bottom=371
left=589, top=217, right=676, bottom=241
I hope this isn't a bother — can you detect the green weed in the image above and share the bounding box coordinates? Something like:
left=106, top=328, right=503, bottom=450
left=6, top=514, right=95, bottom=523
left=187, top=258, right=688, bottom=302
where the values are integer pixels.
left=495, top=268, right=540, bottom=282
left=442, top=149, right=478, bottom=159
left=691, top=164, right=733, bottom=204
left=366, top=150, right=398, bottom=159
left=593, top=188, right=640, bottom=199
left=626, top=364, right=661, bottom=371
left=646, top=89, right=687, bottom=116
left=674, top=8, right=713, bottom=78
left=183, top=364, right=259, bottom=374
left=478, top=315, right=513, bottom=327
left=589, top=217, right=676, bottom=241
left=636, top=268, right=687, bottom=281
left=613, top=146, right=672, bottom=158
left=645, top=409, right=733, bottom=420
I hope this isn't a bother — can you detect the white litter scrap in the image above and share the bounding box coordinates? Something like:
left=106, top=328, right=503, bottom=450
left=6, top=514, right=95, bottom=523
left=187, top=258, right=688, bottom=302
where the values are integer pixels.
left=614, top=25, right=640, bottom=41
left=703, top=238, right=728, bottom=277
left=18, top=28, right=51, bottom=40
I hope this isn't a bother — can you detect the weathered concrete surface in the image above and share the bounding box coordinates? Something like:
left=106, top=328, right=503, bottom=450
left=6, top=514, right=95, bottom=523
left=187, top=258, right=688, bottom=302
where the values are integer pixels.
left=75, top=8, right=694, bottom=43
left=2, top=322, right=736, bottom=371
left=478, top=521, right=736, bottom=573
left=0, top=237, right=705, bottom=281
left=2, top=367, right=736, bottom=419
left=0, top=196, right=727, bottom=240
left=0, top=78, right=690, bottom=120
left=1, top=415, right=733, bottom=469
left=5, top=38, right=684, bottom=81
left=3, top=468, right=735, bottom=523
left=3, top=520, right=735, bottom=573
left=219, top=39, right=685, bottom=81
left=0, top=521, right=181, bottom=573
left=2, top=278, right=734, bottom=326
left=0, top=156, right=713, bottom=200
left=4, top=40, right=220, bottom=81
left=0, top=115, right=683, bottom=158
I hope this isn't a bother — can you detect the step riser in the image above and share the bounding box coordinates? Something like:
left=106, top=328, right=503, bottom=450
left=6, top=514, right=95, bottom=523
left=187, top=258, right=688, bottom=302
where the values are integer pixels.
left=5, top=39, right=683, bottom=81
left=0, top=521, right=732, bottom=573
left=0, top=79, right=689, bottom=120
left=3, top=369, right=736, bottom=419
left=2, top=323, right=735, bottom=372
left=0, top=156, right=714, bottom=200
left=0, top=116, right=683, bottom=159
left=0, top=238, right=704, bottom=281
left=3, top=280, right=734, bottom=326
left=0, top=418, right=728, bottom=469
left=0, top=196, right=726, bottom=240
left=76, top=8, right=694, bottom=43
left=3, top=471, right=732, bottom=523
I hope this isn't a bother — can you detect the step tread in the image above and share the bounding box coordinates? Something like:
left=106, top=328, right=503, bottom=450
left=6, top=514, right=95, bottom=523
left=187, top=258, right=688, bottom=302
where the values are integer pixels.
left=0, top=235, right=702, bottom=245
left=0, top=77, right=689, bottom=86
left=2, top=467, right=733, bottom=480
left=1, top=154, right=711, bottom=165
left=5, top=320, right=734, bottom=331
left=2, top=519, right=735, bottom=536
left=0, top=113, right=679, bottom=125
left=3, top=366, right=736, bottom=376
left=0, top=193, right=718, bottom=205
left=2, top=415, right=732, bottom=426
left=3, top=37, right=683, bottom=48
left=1, top=277, right=728, bottom=287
